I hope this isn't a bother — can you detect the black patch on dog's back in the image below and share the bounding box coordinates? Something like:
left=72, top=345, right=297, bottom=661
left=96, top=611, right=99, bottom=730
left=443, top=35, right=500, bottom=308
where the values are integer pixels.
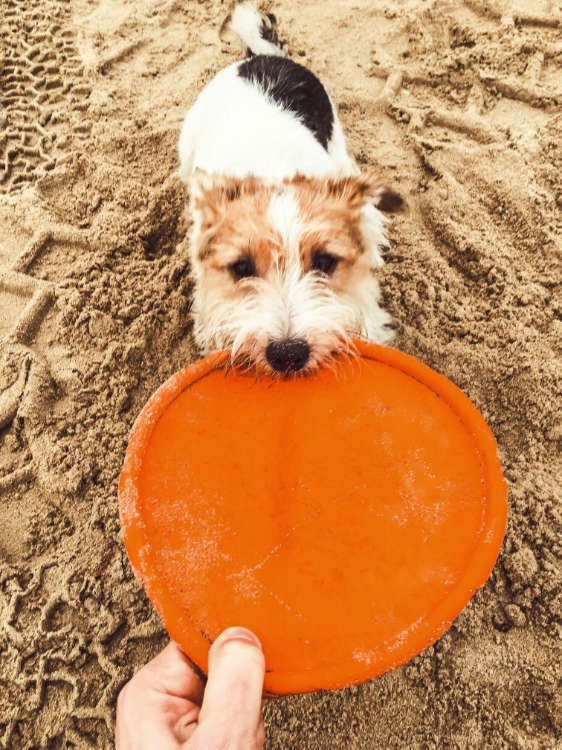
left=238, top=55, right=333, bottom=150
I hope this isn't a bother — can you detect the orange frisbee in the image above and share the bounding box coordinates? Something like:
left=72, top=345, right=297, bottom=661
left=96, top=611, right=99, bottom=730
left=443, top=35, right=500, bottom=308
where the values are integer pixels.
left=118, top=340, right=507, bottom=694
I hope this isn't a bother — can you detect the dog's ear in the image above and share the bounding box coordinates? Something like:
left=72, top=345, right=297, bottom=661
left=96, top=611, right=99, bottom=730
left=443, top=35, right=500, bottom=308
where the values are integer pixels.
left=369, top=185, right=404, bottom=213
left=363, top=169, right=404, bottom=212
left=325, top=174, right=404, bottom=213
left=189, top=170, right=244, bottom=225
left=189, top=169, right=215, bottom=203
left=360, top=170, right=404, bottom=213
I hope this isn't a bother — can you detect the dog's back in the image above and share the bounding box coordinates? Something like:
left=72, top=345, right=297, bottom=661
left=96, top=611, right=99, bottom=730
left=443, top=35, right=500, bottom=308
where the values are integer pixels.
left=178, top=3, right=356, bottom=182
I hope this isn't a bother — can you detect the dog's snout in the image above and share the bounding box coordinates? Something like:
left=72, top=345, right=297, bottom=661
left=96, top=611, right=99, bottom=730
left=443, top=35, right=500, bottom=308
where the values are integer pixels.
left=266, top=339, right=310, bottom=373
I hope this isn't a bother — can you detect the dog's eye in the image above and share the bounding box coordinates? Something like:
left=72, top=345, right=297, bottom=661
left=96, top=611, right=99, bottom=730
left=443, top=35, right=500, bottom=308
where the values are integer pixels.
left=228, top=257, right=256, bottom=280
left=311, top=250, right=340, bottom=276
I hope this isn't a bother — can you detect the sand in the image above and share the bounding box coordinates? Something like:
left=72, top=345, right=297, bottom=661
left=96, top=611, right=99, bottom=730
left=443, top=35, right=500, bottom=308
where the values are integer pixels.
left=0, top=0, right=560, bottom=746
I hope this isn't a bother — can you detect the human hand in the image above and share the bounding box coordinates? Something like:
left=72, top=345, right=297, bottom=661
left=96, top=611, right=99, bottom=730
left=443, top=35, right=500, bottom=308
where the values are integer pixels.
left=116, top=627, right=265, bottom=749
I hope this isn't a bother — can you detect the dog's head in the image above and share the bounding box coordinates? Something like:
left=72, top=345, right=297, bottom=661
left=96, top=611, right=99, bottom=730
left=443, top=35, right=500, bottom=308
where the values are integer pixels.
left=188, top=172, right=402, bottom=375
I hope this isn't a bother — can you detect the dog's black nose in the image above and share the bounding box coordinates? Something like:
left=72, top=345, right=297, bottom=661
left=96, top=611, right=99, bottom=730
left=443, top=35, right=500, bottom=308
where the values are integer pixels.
left=266, top=339, right=310, bottom=374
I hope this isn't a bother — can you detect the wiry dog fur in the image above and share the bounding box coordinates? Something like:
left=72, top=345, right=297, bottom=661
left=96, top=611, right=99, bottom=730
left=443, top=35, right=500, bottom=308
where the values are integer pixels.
left=179, top=2, right=402, bottom=375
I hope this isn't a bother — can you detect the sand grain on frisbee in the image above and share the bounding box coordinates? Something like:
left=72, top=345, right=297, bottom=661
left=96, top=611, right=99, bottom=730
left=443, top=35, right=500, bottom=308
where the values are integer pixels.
left=0, top=0, right=560, bottom=747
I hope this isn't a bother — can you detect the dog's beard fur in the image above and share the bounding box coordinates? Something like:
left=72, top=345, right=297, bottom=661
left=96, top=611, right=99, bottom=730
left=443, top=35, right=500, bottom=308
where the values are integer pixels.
left=194, top=263, right=354, bottom=374
left=189, top=173, right=397, bottom=375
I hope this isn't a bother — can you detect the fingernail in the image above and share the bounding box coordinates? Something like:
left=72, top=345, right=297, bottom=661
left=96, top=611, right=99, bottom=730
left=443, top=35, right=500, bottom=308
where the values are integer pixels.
left=216, top=626, right=262, bottom=650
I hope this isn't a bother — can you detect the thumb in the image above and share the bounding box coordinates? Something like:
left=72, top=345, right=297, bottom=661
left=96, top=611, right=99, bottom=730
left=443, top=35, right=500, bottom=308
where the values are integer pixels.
left=195, top=627, right=265, bottom=748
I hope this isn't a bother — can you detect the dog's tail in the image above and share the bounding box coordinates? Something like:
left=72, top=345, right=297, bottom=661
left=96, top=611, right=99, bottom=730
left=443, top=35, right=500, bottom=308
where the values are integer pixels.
left=220, top=2, right=285, bottom=57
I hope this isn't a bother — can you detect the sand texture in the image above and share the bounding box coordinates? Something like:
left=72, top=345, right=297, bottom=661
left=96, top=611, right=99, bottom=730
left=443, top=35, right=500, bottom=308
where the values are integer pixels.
left=0, top=0, right=560, bottom=747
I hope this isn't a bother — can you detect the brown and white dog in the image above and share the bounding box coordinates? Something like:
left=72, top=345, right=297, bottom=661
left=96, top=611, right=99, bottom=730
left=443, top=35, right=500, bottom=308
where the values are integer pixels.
left=179, top=2, right=402, bottom=375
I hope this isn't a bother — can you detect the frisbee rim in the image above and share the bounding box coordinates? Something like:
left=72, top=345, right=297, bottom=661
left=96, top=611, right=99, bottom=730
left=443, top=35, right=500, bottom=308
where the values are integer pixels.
left=118, top=341, right=507, bottom=694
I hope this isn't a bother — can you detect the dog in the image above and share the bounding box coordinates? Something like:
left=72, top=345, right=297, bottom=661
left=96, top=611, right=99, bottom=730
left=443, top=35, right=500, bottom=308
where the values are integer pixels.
left=178, top=2, right=402, bottom=375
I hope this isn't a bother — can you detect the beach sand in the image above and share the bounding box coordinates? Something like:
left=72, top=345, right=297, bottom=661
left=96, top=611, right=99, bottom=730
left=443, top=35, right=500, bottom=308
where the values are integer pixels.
left=0, top=0, right=560, bottom=746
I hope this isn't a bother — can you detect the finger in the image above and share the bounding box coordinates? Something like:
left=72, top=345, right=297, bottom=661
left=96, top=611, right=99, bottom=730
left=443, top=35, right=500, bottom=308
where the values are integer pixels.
left=256, top=719, right=266, bottom=749
left=137, top=642, right=205, bottom=704
left=196, top=627, right=265, bottom=747
left=116, top=680, right=181, bottom=750
left=173, top=705, right=200, bottom=744
left=115, top=684, right=131, bottom=750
